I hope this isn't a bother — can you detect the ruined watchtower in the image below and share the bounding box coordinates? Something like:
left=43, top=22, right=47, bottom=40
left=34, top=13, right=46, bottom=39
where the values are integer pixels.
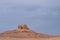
left=17, top=24, right=29, bottom=32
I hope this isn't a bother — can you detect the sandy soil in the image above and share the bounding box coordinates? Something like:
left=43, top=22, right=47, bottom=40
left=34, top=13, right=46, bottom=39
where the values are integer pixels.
left=49, top=37, right=60, bottom=40
left=0, top=37, right=48, bottom=40
left=0, top=37, right=60, bottom=40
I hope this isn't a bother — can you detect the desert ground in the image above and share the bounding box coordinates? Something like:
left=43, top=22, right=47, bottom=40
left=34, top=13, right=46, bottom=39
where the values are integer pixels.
left=0, top=37, right=47, bottom=40
left=49, top=37, right=60, bottom=40
left=0, top=37, right=60, bottom=40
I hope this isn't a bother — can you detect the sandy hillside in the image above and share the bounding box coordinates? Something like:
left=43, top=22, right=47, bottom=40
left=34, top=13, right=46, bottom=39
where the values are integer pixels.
left=0, top=24, right=60, bottom=40
left=0, top=24, right=49, bottom=38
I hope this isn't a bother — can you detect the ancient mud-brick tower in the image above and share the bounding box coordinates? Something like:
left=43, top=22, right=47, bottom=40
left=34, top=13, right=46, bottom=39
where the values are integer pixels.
left=23, top=24, right=29, bottom=30
left=18, top=24, right=23, bottom=30
left=17, top=24, right=29, bottom=32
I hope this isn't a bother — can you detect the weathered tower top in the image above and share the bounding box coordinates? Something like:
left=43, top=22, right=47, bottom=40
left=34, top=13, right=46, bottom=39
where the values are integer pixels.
left=17, top=24, right=29, bottom=31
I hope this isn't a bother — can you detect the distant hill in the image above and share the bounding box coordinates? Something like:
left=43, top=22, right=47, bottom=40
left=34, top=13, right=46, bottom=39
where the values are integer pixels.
left=0, top=24, right=60, bottom=38
left=0, top=30, right=49, bottom=38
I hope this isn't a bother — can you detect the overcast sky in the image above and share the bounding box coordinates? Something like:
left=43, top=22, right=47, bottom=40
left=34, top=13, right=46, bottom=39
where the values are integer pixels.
left=0, top=0, right=60, bottom=35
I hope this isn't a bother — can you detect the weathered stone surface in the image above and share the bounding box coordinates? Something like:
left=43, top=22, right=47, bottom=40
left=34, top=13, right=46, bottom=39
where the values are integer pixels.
left=18, top=25, right=23, bottom=29
left=23, top=24, right=29, bottom=29
left=17, top=24, right=29, bottom=32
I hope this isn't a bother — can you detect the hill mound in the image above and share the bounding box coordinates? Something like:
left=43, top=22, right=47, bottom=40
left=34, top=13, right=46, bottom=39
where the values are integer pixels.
left=0, top=24, right=49, bottom=38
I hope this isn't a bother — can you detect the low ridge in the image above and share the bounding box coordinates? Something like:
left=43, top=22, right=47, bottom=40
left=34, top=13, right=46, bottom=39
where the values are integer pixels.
left=0, top=24, right=49, bottom=38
